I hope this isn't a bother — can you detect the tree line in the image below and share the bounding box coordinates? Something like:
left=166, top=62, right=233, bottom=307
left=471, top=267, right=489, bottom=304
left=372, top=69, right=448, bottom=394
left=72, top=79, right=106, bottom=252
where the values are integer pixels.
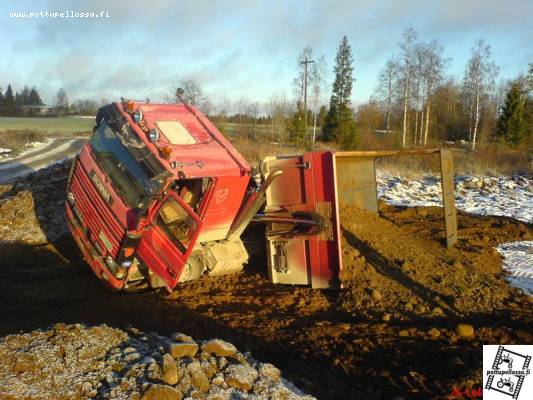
left=0, top=84, right=105, bottom=116
left=201, top=28, right=531, bottom=150
left=366, top=27, right=531, bottom=149
left=0, top=84, right=43, bottom=115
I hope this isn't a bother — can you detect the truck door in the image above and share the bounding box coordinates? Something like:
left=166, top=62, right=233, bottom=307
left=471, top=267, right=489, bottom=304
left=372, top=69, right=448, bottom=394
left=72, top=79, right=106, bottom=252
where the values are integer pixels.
left=262, top=151, right=342, bottom=289
left=137, top=191, right=203, bottom=288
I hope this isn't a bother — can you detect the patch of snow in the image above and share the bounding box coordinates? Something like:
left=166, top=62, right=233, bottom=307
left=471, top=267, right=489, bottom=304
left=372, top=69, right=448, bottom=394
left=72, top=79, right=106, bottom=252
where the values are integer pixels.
left=377, top=172, right=532, bottom=223
left=0, top=148, right=12, bottom=159
left=496, top=241, right=533, bottom=296
left=18, top=139, right=53, bottom=157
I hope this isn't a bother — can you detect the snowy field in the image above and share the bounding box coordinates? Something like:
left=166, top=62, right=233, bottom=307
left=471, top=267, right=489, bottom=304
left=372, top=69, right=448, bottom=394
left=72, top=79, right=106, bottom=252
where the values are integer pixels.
left=377, top=172, right=532, bottom=295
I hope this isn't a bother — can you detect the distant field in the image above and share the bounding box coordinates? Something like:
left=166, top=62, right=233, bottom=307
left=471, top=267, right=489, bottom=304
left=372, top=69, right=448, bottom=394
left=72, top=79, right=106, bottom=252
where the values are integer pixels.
left=0, top=116, right=94, bottom=134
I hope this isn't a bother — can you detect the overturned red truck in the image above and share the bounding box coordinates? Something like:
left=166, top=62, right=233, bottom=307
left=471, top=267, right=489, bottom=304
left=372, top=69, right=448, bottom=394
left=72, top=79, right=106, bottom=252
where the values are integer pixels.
left=65, top=98, right=457, bottom=292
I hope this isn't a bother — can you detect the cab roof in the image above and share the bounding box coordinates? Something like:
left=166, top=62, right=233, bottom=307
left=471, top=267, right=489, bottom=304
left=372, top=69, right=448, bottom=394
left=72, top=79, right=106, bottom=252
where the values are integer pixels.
left=116, top=101, right=250, bottom=179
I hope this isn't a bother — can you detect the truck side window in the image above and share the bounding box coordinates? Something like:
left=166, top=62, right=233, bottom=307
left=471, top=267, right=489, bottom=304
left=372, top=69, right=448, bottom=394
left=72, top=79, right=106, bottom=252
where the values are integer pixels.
left=171, top=178, right=211, bottom=212
left=155, top=196, right=198, bottom=253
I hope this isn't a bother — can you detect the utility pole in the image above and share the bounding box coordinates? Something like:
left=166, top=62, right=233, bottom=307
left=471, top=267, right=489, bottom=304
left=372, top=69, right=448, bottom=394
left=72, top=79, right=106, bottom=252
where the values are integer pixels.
left=301, top=57, right=314, bottom=147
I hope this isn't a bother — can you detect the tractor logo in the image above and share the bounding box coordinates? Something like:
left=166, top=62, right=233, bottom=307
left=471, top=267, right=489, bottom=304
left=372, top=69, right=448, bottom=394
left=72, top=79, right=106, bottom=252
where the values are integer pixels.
left=484, top=345, right=532, bottom=399
left=214, top=188, right=229, bottom=205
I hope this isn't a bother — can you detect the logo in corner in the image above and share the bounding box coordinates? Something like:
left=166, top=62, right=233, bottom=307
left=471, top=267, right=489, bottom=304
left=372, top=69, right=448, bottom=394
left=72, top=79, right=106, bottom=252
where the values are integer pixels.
left=484, top=345, right=532, bottom=399
left=214, top=188, right=229, bottom=205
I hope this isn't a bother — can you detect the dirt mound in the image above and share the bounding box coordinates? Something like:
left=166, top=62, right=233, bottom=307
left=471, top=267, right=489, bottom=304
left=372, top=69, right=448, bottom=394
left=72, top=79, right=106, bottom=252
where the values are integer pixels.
left=0, top=160, right=70, bottom=243
left=339, top=203, right=531, bottom=315
left=0, top=162, right=532, bottom=399
left=0, top=323, right=314, bottom=400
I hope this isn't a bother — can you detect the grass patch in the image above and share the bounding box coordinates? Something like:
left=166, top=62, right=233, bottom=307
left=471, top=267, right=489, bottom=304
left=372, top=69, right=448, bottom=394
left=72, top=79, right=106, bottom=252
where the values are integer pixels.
left=0, top=130, right=48, bottom=156
left=0, top=116, right=93, bottom=134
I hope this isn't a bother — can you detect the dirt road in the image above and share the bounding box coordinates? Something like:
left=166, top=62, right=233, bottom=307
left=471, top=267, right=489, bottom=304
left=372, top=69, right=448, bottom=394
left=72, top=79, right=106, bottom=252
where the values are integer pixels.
left=0, top=162, right=531, bottom=399
left=0, top=137, right=86, bottom=184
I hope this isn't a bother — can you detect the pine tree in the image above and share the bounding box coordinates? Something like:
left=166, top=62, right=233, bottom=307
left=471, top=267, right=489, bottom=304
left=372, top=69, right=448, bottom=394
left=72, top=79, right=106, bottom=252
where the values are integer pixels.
left=3, top=84, right=15, bottom=115
left=28, top=88, right=43, bottom=105
left=497, top=83, right=525, bottom=145
left=339, top=104, right=359, bottom=149
left=288, top=102, right=306, bottom=145
left=323, top=36, right=357, bottom=146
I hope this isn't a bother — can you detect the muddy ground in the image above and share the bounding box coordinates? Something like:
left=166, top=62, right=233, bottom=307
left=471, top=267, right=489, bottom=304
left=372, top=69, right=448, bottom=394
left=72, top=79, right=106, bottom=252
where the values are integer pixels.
left=0, top=161, right=532, bottom=399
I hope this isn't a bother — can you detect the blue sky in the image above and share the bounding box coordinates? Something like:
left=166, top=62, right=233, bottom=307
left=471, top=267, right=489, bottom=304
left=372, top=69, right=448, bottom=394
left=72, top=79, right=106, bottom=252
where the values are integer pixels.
left=1, top=0, right=531, bottom=109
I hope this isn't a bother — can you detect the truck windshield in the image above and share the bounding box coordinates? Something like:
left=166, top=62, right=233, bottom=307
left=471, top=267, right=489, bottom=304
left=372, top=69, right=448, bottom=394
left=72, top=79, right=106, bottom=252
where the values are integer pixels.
left=89, top=121, right=166, bottom=208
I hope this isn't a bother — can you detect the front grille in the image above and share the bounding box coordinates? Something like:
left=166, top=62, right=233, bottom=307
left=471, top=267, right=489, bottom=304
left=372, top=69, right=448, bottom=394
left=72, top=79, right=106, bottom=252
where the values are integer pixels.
left=69, top=161, right=125, bottom=258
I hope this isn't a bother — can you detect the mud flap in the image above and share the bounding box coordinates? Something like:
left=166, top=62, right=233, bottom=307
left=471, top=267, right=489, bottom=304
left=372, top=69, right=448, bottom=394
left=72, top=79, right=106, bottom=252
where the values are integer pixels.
left=262, top=151, right=342, bottom=289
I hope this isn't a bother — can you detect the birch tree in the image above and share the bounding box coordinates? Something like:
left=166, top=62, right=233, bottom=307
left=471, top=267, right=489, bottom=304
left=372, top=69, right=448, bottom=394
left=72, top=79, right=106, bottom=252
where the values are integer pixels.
left=310, top=55, right=327, bottom=144
left=420, top=40, right=447, bottom=145
left=398, top=26, right=418, bottom=147
left=374, top=58, right=398, bottom=133
left=463, top=39, right=498, bottom=150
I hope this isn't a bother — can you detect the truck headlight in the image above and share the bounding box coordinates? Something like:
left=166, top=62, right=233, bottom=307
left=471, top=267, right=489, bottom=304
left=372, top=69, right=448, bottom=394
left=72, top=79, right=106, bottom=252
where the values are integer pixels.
left=148, top=128, right=159, bottom=143
left=134, top=110, right=143, bottom=124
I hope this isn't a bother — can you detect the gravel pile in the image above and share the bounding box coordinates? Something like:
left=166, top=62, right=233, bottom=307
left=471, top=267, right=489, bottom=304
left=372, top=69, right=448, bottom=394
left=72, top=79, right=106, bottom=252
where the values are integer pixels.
left=0, top=323, right=315, bottom=400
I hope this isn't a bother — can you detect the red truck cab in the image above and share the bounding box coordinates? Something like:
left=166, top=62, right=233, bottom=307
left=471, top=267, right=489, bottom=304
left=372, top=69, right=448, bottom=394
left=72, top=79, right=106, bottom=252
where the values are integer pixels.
left=66, top=100, right=251, bottom=291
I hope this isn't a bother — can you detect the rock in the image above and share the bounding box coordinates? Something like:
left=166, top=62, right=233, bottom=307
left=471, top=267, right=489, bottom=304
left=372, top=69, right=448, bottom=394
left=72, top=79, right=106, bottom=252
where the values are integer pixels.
left=259, top=363, right=281, bottom=383
left=217, top=357, right=228, bottom=371
left=201, top=359, right=218, bottom=379
left=188, top=361, right=210, bottom=393
left=453, top=260, right=465, bottom=270
left=370, top=289, right=382, bottom=301
left=161, top=354, right=179, bottom=385
left=427, top=328, right=440, bottom=338
left=415, top=304, right=426, bottom=314
left=166, top=341, right=198, bottom=359
left=211, top=373, right=225, bottom=386
left=225, top=364, right=258, bottom=392
left=431, top=307, right=444, bottom=316
left=169, top=333, right=194, bottom=343
left=456, top=324, right=475, bottom=338
left=146, top=361, right=162, bottom=381
left=337, top=322, right=351, bottom=331
left=141, top=384, right=183, bottom=400
left=201, top=339, right=237, bottom=357
left=13, top=354, right=37, bottom=374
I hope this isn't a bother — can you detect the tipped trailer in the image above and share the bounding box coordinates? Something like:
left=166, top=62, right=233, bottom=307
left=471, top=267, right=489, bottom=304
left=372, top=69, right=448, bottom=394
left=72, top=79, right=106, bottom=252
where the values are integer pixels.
left=65, top=98, right=457, bottom=292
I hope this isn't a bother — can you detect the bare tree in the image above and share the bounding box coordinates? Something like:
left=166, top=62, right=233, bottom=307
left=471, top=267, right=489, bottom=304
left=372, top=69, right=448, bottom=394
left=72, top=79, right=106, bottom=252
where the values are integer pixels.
left=397, top=26, right=418, bottom=147
left=267, top=92, right=290, bottom=145
left=310, top=55, right=327, bottom=144
left=374, top=58, right=398, bottom=133
left=293, top=47, right=314, bottom=103
left=55, top=88, right=68, bottom=116
left=463, top=39, right=499, bottom=150
left=216, top=97, right=232, bottom=121
left=169, top=78, right=210, bottom=113
left=420, top=40, right=447, bottom=145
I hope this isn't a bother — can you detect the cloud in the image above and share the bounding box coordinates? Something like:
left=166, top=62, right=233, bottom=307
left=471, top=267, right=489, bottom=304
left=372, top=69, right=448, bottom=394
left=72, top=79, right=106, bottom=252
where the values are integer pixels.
left=1, top=0, right=531, bottom=105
